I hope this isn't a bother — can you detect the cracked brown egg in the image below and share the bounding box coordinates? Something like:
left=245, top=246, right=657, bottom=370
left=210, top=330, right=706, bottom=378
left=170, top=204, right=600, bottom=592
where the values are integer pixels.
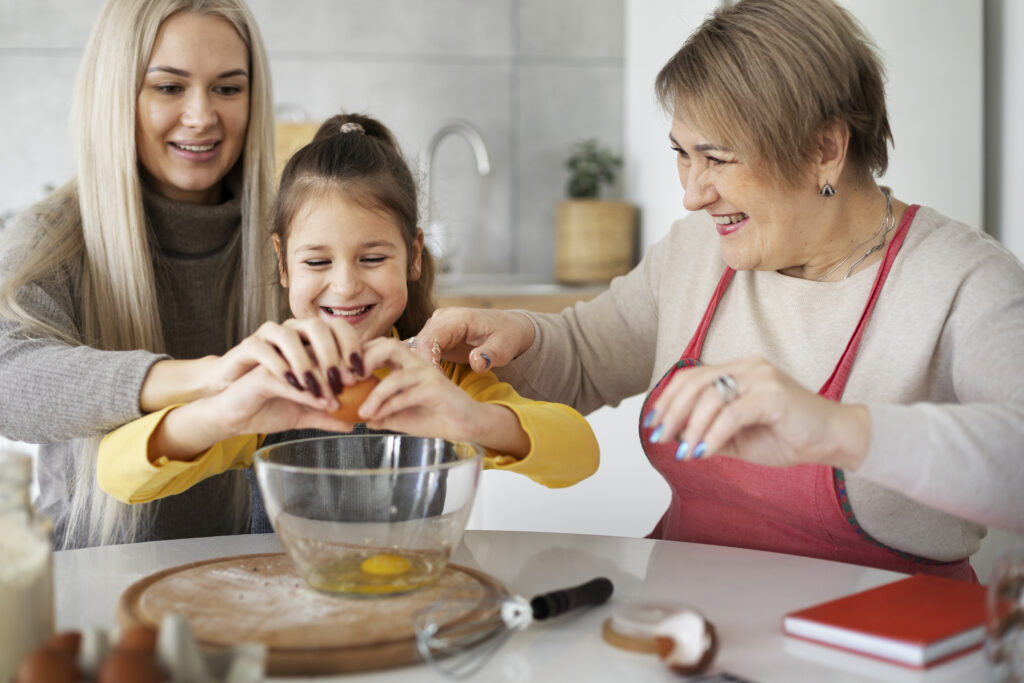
left=329, top=376, right=380, bottom=422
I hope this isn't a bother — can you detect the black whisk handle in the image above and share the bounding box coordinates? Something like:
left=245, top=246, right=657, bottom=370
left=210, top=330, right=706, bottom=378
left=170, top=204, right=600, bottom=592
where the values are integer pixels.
left=530, top=577, right=614, bottom=620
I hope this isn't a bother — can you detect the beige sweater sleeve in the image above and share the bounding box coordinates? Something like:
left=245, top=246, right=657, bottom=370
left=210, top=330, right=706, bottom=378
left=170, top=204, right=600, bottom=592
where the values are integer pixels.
left=856, top=225, right=1024, bottom=533
left=499, top=221, right=698, bottom=415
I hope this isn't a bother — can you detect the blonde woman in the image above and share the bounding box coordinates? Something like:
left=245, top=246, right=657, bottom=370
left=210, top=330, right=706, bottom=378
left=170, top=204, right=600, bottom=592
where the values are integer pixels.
left=0, top=0, right=278, bottom=548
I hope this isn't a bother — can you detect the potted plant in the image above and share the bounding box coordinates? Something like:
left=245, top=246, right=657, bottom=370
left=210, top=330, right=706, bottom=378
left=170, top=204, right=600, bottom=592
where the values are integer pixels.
left=555, top=139, right=637, bottom=284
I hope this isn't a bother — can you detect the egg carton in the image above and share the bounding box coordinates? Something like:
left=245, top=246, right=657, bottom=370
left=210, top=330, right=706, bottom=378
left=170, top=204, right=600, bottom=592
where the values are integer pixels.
left=77, top=613, right=265, bottom=683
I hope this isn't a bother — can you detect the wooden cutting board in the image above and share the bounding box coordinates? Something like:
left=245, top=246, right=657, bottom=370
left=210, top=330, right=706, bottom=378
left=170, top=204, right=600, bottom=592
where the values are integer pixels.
left=117, top=552, right=507, bottom=675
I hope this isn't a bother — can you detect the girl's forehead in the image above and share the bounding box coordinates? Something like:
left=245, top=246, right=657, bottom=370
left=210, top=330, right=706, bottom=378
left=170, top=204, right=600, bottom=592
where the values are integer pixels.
left=286, top=195, right=405, bottom=250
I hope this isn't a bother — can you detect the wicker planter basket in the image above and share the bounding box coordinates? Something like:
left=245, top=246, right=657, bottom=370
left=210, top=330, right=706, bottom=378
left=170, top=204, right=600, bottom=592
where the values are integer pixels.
left=555, top=199, right=637, bottom=283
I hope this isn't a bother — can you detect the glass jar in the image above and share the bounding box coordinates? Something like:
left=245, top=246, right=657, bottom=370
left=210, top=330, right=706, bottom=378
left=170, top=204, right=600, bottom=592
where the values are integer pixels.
left=0, top=450, right=54, bottom=682
left=987, top=545, right=1024, bottom=683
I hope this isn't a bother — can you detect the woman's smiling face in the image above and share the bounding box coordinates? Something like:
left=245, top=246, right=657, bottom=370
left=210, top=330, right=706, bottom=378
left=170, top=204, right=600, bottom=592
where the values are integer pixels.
left=670, top=117, right=820, bottom=273
left=278, top=189, right=421, bottom=344
left=136, top=12, right=250, bottom=205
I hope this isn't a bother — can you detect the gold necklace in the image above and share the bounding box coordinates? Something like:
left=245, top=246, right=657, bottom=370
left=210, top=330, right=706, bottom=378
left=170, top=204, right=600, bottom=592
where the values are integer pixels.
left=815, top=187, right=894, bottom=282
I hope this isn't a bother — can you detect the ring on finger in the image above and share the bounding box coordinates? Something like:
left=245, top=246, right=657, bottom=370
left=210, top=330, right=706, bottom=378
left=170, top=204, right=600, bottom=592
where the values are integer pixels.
left=407, top=336, right=417, bottom=350
left=712, top=373, right=739, bottom=403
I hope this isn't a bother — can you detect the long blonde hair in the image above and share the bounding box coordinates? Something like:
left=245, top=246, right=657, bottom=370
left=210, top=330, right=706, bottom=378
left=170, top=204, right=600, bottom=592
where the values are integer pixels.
left=0, top=0, right=277, bottom=547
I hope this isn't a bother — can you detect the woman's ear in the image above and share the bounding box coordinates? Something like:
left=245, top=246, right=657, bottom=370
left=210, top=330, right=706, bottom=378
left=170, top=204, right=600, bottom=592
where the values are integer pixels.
left=408, top=229, right=424, bottom=281
left=272, top=234, right=288, bottom=287
left=815, top=119, right=851, bottom=190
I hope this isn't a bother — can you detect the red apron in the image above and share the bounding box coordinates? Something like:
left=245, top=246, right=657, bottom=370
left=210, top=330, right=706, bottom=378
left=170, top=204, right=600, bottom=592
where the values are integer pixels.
left=639, top=205, right=976, bottom=581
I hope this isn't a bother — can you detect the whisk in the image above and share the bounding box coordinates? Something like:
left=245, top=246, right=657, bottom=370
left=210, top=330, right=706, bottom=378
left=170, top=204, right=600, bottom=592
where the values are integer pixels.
left=414, top=576, right=613, bottom=679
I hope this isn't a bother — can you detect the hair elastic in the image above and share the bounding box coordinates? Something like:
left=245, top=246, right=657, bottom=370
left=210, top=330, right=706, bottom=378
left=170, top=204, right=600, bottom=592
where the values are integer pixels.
left=339, top=121, right=365, bottom=134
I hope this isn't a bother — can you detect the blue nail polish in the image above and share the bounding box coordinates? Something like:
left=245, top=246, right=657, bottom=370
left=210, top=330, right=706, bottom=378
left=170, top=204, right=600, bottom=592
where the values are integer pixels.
left=649, top=425, right=664, bottom=443
left=675, top=441, right=690, bottom=460
left=692, top=442, right=707, bottom=459
left=642, top=412, right=654, bottom=428
left=481, top=353, right=492, bottom=370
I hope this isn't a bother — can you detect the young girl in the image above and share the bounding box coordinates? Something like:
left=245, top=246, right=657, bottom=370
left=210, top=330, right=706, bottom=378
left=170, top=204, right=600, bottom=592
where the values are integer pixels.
left=97, top=113, right=599, bottom=511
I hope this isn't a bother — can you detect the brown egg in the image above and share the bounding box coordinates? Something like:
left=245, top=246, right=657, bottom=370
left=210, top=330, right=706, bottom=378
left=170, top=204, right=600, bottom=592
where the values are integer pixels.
left=329, top=376, right=380, bottom=422
left=44, top=630, right=81, bottom=655
left=14, top=648, right=80, bottom=683
left=117, top=624, right=158, bottom=655
left=96, top=650, right=163, bottom=683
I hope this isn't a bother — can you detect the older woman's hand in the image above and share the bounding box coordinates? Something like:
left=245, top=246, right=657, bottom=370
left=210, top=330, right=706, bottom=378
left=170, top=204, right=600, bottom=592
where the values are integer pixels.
left=412, top=307, right=536, bottom=373
left=646, top=356, right=871, bottom=470
left=355, top=337, right=530, bottom=456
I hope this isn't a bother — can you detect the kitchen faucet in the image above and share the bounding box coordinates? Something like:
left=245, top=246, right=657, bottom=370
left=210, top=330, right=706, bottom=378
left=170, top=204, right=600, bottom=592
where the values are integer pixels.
left=419, top=119, right=491, bottom=272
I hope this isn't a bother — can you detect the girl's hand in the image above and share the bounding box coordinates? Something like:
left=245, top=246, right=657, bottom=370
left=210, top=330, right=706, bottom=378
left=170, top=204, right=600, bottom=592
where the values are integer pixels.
left=355, top=338, right=529, bottom=456
left=644, top=356, right=870, bottom=470
left=210, top=317, right=367, bottom=405
left=154, top=365, right=355, bottom=462
left=411, top=307, right=536, bottom=373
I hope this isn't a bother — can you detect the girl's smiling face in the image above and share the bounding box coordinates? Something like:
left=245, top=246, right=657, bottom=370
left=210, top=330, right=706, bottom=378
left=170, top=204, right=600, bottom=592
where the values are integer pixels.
left=670, top=117, right=821, bottom=275
left=277, top=189, right=422, bottom=343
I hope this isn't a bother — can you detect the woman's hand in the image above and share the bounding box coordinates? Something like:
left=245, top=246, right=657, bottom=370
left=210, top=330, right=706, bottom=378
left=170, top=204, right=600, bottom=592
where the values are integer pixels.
left=212, top=317, right=370, bottom=401
left=203, top=365, right=355, bottom=436
left=411, top=307, right=537, bottom=373
left=645, top=356, right=871, bottom=470
left=357, top=337, right=530, bottom=457
left=152, top=365, right=355, bottom=462
left=141, top=317, right=368, bottom=412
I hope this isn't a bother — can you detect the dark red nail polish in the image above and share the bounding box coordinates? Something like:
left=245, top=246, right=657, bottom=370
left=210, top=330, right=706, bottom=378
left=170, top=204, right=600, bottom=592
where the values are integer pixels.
left=285, top=372, right=303, bottom=392
left=303, top=371, right=322, bottom=398
left=328, top=367, right=342, bottom=396
left=350, top=353, right=364, bottom=378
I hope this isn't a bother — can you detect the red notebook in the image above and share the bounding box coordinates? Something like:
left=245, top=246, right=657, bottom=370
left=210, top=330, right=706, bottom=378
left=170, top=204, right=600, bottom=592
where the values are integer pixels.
left=781, top=574, right=987, bottom=669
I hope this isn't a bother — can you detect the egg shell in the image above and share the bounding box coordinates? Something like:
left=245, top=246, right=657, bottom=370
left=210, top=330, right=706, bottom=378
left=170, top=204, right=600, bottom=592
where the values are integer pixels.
left=117, top=624, right=158, bottom=654
left=14, top=648, right=80, bottom=683
left=654, top=615, right=719, bottom=676
left=328, top=376, right=380, bottom=422
left=97, top=650, right=163, bottom=683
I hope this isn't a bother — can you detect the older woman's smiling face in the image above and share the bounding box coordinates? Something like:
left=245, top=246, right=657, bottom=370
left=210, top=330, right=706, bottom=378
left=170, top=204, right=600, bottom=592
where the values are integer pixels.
left=670, top=117, right=821, bottom=274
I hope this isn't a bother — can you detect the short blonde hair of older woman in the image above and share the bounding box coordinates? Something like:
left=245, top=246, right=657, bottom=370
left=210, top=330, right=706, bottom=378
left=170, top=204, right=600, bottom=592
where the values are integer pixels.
left=0, top=0, right=276, bottom=548
left=655, top=0, right=892, bottom=187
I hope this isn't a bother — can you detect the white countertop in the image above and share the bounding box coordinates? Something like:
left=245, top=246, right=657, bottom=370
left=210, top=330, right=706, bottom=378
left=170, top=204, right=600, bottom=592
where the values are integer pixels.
left=54, top=530, right=986, bottom=682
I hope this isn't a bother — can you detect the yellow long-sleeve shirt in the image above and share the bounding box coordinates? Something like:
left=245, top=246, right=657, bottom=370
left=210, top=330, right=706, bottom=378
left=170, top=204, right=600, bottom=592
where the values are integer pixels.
left=98, top=359, right=599, bottom=505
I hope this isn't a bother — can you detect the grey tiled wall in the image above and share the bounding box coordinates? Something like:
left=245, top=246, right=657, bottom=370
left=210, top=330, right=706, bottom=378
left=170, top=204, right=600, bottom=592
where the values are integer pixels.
left=0, top=0, right=624, bottom=280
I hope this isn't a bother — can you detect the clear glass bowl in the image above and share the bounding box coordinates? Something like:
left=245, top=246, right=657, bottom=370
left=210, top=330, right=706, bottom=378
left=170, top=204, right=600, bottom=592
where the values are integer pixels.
left=254, top=434, right=483, bottom=597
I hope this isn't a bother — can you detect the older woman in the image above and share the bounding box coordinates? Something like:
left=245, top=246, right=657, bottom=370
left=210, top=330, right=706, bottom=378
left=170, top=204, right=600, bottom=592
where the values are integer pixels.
left=417, top=0, right=1024, bottom=581
left=0, top=0, right=279, bottom=548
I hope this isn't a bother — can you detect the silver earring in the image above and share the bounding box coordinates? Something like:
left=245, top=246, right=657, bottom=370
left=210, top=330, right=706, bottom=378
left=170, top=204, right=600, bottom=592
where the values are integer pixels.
left=819, top=182, right=836, bottom=198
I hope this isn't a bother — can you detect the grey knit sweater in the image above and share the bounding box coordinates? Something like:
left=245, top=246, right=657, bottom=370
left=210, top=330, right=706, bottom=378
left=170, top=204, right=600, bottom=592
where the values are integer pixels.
left=0, top=183, right=251, bottom=548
